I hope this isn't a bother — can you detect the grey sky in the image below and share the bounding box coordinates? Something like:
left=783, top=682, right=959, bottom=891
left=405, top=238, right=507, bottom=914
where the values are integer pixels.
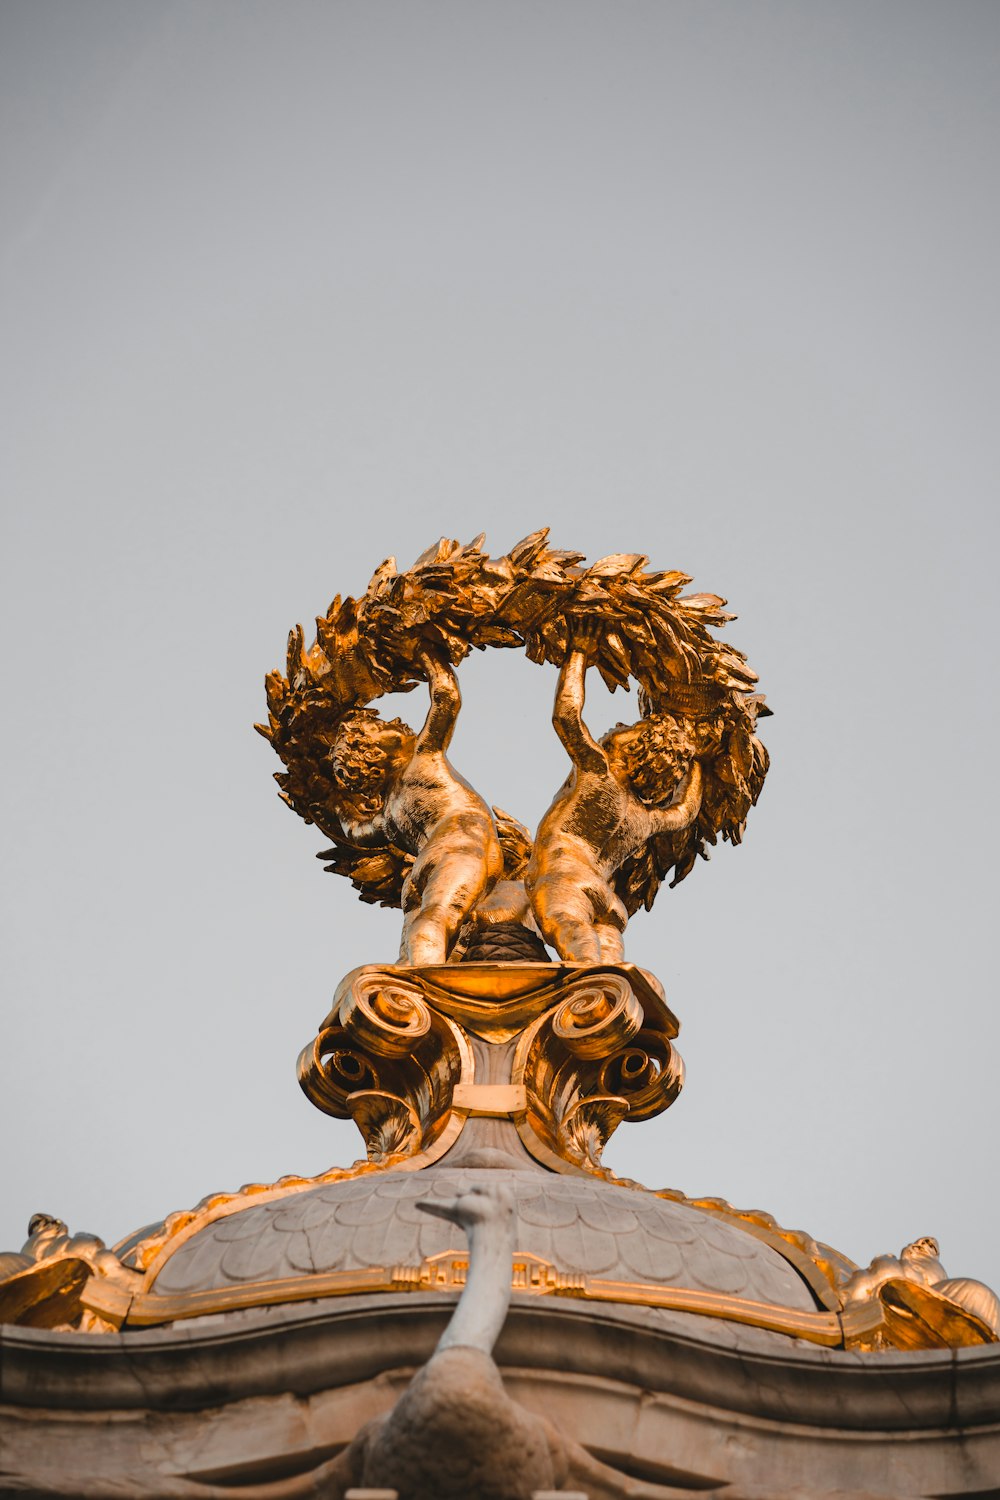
left=2, top=1, right=998, bottom=1290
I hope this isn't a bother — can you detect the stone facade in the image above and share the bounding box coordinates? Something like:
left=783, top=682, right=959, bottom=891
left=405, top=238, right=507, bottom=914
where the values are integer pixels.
left=3, top=1287, right=998, bottom=1497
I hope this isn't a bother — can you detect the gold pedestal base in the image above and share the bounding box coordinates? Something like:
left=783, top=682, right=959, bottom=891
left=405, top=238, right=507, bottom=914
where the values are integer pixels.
left=297, top=962, right=684, bottom=1174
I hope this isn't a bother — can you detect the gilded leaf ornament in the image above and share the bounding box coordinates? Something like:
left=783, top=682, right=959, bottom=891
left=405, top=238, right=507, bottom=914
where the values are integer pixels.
left=256, top=531, right=771, bottom=957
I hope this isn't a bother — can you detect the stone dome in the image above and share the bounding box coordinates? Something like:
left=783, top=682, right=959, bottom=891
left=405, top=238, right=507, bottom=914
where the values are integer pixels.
left=149, top=1164, right=818, bottom=1313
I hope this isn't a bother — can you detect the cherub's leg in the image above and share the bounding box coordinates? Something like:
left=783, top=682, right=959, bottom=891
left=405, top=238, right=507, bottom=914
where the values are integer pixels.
left=403, top=839, right=501, bottom=965
left=591, top=887, right=628, bottom=962
left=592, top=924, right=625, bottom=962
left=527, top=871, right=602, bottom=963
left=398, top=866, right=427, bottom=963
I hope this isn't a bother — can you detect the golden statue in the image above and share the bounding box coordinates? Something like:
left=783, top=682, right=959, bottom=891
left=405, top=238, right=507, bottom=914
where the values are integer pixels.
left=0, top=1212, right=140, bottom=1332
left=328, top=648, right=502, bottom=964
left=526, top=619, right=705, bottom=962
left=2, top=530, right=998, bottom=1379
left=257, top=532, right=770, bottom=963
left=840, top=1236, right=1000, bottom=1349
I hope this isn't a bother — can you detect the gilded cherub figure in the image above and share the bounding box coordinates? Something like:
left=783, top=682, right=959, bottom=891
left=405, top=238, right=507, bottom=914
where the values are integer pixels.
left=526, top=620, right=704, bottom=962
left=0, top=1212, right=141, bottom=1331
left=263, top=539, right=770, bottom=950
left=840, top=1235, right=1000, bottom=1347
left=840, top=1236, right=948, bottom=1308
left=332, top=649, right=503, bottom=965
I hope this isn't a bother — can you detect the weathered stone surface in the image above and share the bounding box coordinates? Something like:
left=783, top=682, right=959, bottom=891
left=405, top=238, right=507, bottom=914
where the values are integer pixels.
left=151, top=1167, right=816, bottom=1311
left=2, top=1292, right=998, bottom=1496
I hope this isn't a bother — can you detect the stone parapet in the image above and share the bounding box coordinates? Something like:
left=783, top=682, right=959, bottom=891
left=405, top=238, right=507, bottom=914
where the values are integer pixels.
left=3, top=1293, right=999, bottom=1496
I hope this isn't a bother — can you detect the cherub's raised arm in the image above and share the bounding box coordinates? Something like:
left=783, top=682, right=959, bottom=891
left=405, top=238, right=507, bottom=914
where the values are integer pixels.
left=650, top=760, right=703, bottom=833
left=553, top=625, right=607, bottom=773
left=416, top=647, right=461, bottom=752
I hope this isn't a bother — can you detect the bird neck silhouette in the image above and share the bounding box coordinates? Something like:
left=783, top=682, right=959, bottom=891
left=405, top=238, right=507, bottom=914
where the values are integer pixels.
left=321, top=1177, right=568, bottom=1500
left=423, top=1184, right=516, bottom=1357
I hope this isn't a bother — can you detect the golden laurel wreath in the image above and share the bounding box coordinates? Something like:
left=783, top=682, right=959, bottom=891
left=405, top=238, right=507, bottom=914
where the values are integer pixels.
left=256, top=530, right=770, bottom=913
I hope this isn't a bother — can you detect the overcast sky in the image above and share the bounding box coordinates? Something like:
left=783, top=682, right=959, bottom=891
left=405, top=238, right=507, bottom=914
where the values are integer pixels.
left=2, top=1, right=998, bottom=1295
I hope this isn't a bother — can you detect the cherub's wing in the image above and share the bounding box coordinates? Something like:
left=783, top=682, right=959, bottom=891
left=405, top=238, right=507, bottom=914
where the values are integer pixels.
left=614, top=696, right=770, bottom=916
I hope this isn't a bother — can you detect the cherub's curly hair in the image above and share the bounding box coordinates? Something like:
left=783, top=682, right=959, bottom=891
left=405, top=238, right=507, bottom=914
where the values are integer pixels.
left=332, top=708, right=413, bottom=792
left=602, top=712, right=701, bottom=803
